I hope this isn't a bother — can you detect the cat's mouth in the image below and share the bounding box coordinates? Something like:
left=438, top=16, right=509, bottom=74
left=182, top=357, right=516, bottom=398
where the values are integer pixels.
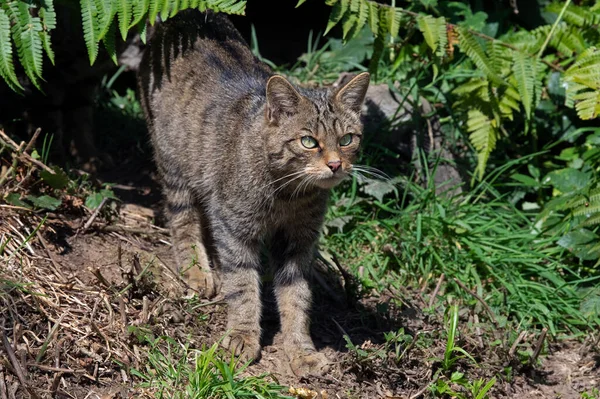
left=312, top=171, right=348, bottom=189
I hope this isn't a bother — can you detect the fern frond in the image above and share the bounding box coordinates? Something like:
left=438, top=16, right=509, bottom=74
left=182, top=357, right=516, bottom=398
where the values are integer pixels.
left=573, top=204, right=600, bottom=218
left=368, top=4, right=388, bottom=77
left=325, top=0, right=349, bottom=34
left=573, top=90, right=600, bottom=119
left=94, top=0, right=116, bottom=41
left=102, top=21, right=117, bottom=64
left=131, top=0, right=150, bottom=28
left=512, top=50, right=536, bottom=119
left=80, top=0, right=99, bottom=64
left=148, top=0, right=162, bottom=25
left=387, top=5, right=401, bottom=39
left=547, top=2, right=600, bottom=28
left=116, top=0, right=132, bottom=39
left=0, top=8, right=22, bottom=91
left=564, top=47, right=600, bottom=119
left=40, top=30, right=55, bottom=65
left=417, top=14, right=446, bottom=54
left=39, top=0, right=56, bottom=30
left=457, top=27, right=506, bottom=86
left=367, top=1, right=378, bottom=34
left=498, top=84, right=521, bottom=119
left=13, top=1, right=44, bottom=89
left=346, top=0, right=368, bottom=40
left=534, top=24, right=585, bottom=57
left=583, top=213, right=600, bottom=228
left=467, top=109, right=498, bottom=180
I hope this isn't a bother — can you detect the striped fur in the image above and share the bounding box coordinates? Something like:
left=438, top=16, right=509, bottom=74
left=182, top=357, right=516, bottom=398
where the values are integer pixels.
left=137, top=10, right=369, bottom=376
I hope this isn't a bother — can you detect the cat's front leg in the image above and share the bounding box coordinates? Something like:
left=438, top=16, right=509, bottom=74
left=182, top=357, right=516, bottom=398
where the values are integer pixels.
left=271, top=231, right=330, bottom=376
left=216, top=232, right=263, bottom=363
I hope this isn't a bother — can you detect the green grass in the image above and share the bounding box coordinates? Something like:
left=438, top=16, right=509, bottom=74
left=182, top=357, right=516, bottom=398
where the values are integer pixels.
left=323, top=159, right=600, bottom=336
left=130, top=336, right=291, bottom=399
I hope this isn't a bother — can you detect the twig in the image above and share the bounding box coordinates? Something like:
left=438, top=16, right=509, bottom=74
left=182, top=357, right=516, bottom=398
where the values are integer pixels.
left=94, top=224, right=167, bottom=235
left=82, top=197, right=108, bottom=232
left=509, top=330, right=528, bottom=358
left=1, top=320, right=41, bottom=399
left=530, top=327, right=548, bottom=366
left=428, top=273, right=444, bottom=308
left=23, top=128, right=41, bottom=154
left=409, top=383, right=432, bottom=399
left=0, top=372, right=7, bottom=399
left=453, top=278, right=498, bottom=326
left=0, top=130, right=54, bottom=174
left=35, top=231, right=67, bottom=283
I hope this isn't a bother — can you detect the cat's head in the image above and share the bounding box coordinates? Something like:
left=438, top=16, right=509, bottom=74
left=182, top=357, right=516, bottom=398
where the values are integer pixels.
left=264, top=72, right=370, bottom=191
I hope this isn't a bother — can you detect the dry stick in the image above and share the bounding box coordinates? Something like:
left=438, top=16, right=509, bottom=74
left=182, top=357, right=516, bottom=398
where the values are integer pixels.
left=530, top=327, right=548, bottom=366
left=82, top=197, right=108, bottom=232
left=34, top=231, right=67, bottom=283
left=428, top=273, right=445, bottom=308
left=509, top=330, right=528, bottom=358
left=453, top=278, right=498, bottom=326
left=0, top=130, right=54, bottom=175
left=0, top=372, right=7, bottom=399
left=23, top=128, right=41, bottom=155
left=0, top=322, right=41, bottom=399
left=94, top=224, right=167, bottom=235
left=409, top=383, right=432, bottom=399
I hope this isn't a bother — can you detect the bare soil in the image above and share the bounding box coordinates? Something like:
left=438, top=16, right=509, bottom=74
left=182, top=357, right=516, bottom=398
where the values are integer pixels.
left=1, top=171, right=599, bottom=399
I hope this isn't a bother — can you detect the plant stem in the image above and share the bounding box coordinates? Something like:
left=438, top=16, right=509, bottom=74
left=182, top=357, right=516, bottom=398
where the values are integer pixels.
left=537, top=0, right=572, bottom=59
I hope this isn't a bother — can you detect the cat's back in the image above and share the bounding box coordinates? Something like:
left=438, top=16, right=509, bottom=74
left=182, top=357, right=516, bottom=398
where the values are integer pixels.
left=138, top=10, right=271, bottom=130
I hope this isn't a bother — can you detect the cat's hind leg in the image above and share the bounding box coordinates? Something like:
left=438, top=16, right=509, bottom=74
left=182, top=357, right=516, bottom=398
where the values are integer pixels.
left=163, top=177, right=219, bottom=298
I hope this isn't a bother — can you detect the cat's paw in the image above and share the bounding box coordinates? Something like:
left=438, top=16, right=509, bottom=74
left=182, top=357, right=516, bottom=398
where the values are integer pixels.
left=222, top=332, right=261, bottom=363
left=289, top=351, right=331, bottom=377
left=183, top=266, right=220, bottom=298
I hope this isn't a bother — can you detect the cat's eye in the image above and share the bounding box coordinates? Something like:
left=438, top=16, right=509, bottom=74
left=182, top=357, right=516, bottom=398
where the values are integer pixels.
left=339, top=134, right=353, bottom=146
left=301, top=136, right=319, bottom=149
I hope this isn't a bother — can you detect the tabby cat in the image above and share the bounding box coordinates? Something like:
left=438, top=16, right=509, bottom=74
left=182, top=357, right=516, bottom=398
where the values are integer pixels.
left=138, top=10, right=369, bottom=376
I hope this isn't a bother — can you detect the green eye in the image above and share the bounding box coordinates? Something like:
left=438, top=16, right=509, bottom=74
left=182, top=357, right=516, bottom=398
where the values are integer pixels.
left=339, top=134, right=353, bottom=146
left=301, top=136, right=318, bottom=149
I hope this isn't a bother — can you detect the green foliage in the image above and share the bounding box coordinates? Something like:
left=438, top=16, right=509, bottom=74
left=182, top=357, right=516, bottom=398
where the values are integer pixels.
left=130, top=336, right=291, bottom=399
left=0, top=0, right=246, bottom=90
left=312, top=0, right=600, bottom=179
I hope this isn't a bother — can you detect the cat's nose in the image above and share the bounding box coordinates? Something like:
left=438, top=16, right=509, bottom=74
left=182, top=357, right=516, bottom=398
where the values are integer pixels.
left=327, top=160, right=341, bottom=172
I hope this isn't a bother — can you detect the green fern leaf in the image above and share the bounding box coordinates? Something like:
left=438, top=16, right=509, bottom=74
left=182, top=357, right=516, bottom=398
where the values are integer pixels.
left=325, top=0, right=349, bottom=35
left=417, top=14, right=440, bottom=52
left=94, top=0, right=116, bottom=41
left=342, top=14, right=357, bottom=40
left=547, top=2, right=600, bottom=27
left=574, top=204, right=600, bottom=218
left=367, top=1, right=378, bottom=34
left=40, top=30, right=55, bottom=65
left=458, top=27, right=506, bottom=86
left=116, top=0, right=132, bottom=40
left=388, top=6, right=401, bottom=39
left=512, top=50, right=535, bottom=119
left=14, top=1, right=44, bottom=89
left=346, top=0, right=368, bottom=40
left=160, top=0, right=170, bottom=21
left=148, top=0, right=162, bottom=25
left=573, top=90, right=600, bottom=119
left=170, top=0, right=180, bottom=17
left=103, top=21, right=117, bottom=64
left=467, top=109, right=498, bottom=180
left=350, top=0, right=359, bottom=13
left=498, top=84, right=521, bottom=119
left=368, top=5, right=388, bottom=77
left=39, top=0, right=56, bottom=30
left=583, top=213, right=600, bottom=227
left=0, top=8, right=22, bottom=91
left=325, top=0, right=338, bottom=6
left=137, top=18, right=148, bottom=43
left=80, top=0, right=99, bottom=64
left=131, top=0, right=150, bottom=28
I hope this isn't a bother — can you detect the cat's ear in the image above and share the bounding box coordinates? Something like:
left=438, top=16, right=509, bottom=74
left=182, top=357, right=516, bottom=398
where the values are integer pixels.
left=266, top=75, right=302, bottom=124
left=334, top=72, right=370, bottom=114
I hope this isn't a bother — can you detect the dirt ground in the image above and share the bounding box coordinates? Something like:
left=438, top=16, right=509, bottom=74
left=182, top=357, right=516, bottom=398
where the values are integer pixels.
left=1, top=167, right=599, bottom=399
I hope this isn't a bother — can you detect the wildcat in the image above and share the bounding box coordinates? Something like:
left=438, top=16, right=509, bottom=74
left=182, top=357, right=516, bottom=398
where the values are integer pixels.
left=137, top=10, right=369, bottom=376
